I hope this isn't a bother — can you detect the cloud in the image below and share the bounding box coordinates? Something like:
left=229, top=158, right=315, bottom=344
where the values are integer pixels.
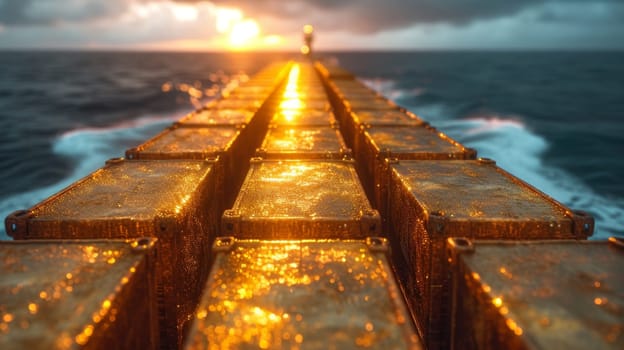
left=0, top=0, right=132, bottom=26
left=0, top=0, right=622, bottom=50
left=1, top=1, right=623, bottom=34
left=201, top=0, right=624, bottom=33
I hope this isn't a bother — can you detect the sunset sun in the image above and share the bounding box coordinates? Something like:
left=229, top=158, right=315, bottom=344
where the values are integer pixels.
left=214, top=7, right=276, bottom=50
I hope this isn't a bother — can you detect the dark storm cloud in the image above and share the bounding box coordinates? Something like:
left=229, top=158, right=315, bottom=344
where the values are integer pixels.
left=206, top=0, right=622, bottom=33
left=0, top=0, right=129, bottom=26
left=1, top=0, right=623, bottom=34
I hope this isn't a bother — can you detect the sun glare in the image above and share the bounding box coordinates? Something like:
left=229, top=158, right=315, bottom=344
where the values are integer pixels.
left=216, top=8, right=243, bottom=33
left=229, top=19, right=260, bottom=47
left=215, top=7, right=282, bottom=50
left=172, top=4, right=198, bottom=22
left=128, top=3, right=283, bottom=50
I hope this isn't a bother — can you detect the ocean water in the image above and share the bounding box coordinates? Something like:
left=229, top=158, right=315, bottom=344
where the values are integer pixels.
left=0, top=51, right=622, bottom=239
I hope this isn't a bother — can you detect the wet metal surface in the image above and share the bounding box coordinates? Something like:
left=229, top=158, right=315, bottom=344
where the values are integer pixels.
left=448, top=238, right=624, bottom=350
left=278, top=99, right=331, bottom=112
left=185, top=238, right=422, bottom=350
left=0, top=239, right=156, bottom=350
left=205, top=99, right=264, bottom=111
left=271, top=110, right=336, bottom=126
left=223, top=160, right=380, bottom=238
left=353, top=110, right=423, bottom=126
left=345, top=98, right=399, bottom=111
left=392, top=160, right=573, bottom=225
left=364, top=126, right=471, bottom=156
left=27, top=159, right=215, bottom=224
left=126, top=126, right=240, bottom=159
left=177, top=109, right=255, bottom=126
left=258, top=126, right=348, bottom=159
left=5, top=159, right=218, bottom=348
left=387, top=159, right=593, bottom=349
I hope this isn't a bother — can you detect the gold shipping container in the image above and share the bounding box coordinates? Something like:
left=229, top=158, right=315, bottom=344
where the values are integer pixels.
left=176, top=108, right=255, bottom=126
left=270, top=110, right=337, bottom=127
left=256, top=125, right=350, bottom=159
left=185, top=237, right=423, bottom=350
left=205, top=98, right=264, bottom=112
left=329, top=80, right=372, bottom=92
left=337, top=109, right=422, bottom=148
left=282, top=89, right=329, bottom=101
left=221, top=86, right=275, bottom=98
left=345, top=97, right=400, bottom=112
left=278, top=99, right=331, bottom=112
left=386, top=159, right=594, bottom=349
left=356, top=125, right=476, bottom=218
left=0, top=238, right=157, bottom=350
left=222, top=159, right=381, bottom=239
left=447, top=237, right=624, bottom=350
left=125, top=125, right=248, bottom=207
left=5, top=159, right=219, bottom=349
left=315, top=62, right=356, bottom=80
left=126, top=125, right=244, bottom=161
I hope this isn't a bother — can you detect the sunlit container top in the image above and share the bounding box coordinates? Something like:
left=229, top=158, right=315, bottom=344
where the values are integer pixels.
left=126, top=125, right=242, bottom=160
left=390, top=160, right=592, bottom=238
left=315, top=62, right=356, bottom=79
left=223, top=159, right=380, bottom=238
left=177, top=108, right=255, bottom=126
left=185, top=237, right=423, bottom=350
left=352, top=110, right=423, bottom=126
left=0, top=238, right=157, bottom=350
left=345, top=97, right=399, bottom=111
left=221, top=87, right=275, bottom=99
left=271, top=110, right=337, bottom=126
left=363, top=125, right=475, bottom=159
left=205, top=98, right=264, bottom=111
left=447, top=237, right=624, bottom=350
left=338, top=90, right=383, bottom=101
left=257, top=126, right=349, bottom=159
left=280, top=89, right=329, bottom=101
left=278, top=99, right=331, bottom=111
left=6, top=159, right=216, bottom=239
left=42, top=160, right=213, bottom=220
left=331, top=80, right=371, bottom=91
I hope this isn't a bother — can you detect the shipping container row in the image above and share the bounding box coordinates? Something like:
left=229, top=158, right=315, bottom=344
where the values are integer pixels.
left=3, top=62, right=294, bottom=349
left=314, top=62, right=608, bottom=350
left=1, top=61, right=618, bottom=350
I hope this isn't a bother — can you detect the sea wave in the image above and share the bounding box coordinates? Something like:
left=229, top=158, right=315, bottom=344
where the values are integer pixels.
left=363, top=79, right=623, bottom=239
left=0, top=113, right=184, bottom=239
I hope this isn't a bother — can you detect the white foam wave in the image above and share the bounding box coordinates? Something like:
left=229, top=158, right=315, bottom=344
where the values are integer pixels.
left=360, top=78, right=425, bottom=101
left=0, top=113, right=183, bottom=239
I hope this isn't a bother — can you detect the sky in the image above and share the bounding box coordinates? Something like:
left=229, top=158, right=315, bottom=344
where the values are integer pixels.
left=0, top=0, right=622, bottom=51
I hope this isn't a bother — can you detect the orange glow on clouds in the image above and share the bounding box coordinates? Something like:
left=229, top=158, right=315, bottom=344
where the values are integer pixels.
left=124, top=2, right=284, bottom=51
left=215, top=7, right=281, bottom=50
left=172, top=5, right=199, bottom=22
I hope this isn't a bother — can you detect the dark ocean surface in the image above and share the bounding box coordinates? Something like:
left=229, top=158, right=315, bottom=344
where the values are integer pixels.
left=0, top=51, right=622, bottom=239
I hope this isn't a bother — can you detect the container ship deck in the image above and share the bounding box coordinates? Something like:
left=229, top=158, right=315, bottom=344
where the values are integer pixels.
left=1, top=59, right=622, bottom=350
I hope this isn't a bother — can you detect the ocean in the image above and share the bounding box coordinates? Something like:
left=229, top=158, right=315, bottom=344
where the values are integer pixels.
left=0, top=51, right=622, bottom=239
